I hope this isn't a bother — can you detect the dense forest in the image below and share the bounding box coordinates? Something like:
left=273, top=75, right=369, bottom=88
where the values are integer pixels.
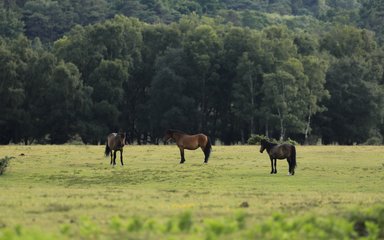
left=1, top=0, right=384, bottom=145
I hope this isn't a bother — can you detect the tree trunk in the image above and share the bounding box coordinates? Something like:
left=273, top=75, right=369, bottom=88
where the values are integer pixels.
left=278, top=108, right=285, bottom=141
left=200, top=74, right=207, bottom=132
left=249, top=66, right=255, bottom=135
left=304, top=109, right=312, bottom=145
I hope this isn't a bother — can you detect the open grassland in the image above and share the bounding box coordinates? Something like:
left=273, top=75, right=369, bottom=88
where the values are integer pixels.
left=0, top=145, right=384, bottom=239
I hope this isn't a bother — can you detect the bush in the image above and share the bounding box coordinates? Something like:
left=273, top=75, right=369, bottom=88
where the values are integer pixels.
left=364, top=136, right=382, bottom=145
left=178, top=211, right=193, bottom=232
left=285, top=138, right=299, bottom=146
left=346, top=205, right=384, bottom=238
left=247, top=135, right=298, bottom=145
left=247, top=135, right=270, bottom=145
left=0, top=156, right=13, bottom=175
left=2, top=207, right=384, bottom=239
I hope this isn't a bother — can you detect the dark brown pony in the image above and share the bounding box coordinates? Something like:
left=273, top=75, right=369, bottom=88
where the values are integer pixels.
left=105, top=132, right=126, bottom=166
left=260, top=139, right=296, bottom=175
left=163, top=129, right=212, bottom=164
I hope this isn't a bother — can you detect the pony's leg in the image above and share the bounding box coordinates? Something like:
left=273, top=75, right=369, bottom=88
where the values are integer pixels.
left=110, top=152, right=113, bottom=165
left=120, top=150, right=124, bottom=166
left=201, top=147, right=208, bottom=164
left=287, top=159, right=291, bottom=175
left=113, top=151, right=117, bottom=166
left=273, top=159, right=277, bottom=174
left=179, top=148, right=185, bottom=164
left=270, top=158, right=274, bottom=174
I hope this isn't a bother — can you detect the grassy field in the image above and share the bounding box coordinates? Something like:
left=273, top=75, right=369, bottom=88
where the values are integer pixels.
left=0, top=145, right=383, bottom=239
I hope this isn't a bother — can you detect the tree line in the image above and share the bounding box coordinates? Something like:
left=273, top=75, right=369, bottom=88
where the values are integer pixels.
left=1, top=0, right=384, bottom=145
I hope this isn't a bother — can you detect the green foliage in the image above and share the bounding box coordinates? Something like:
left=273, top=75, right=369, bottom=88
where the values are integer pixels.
left=247, top=134, right=269, bottom=145
left=249, top=213, right=358, bottom=239
left=0, top=226, right=63, bottom=240
left=0, top=7, right=24, bottom=38
left=1, top=1, right=384, bottom=145
left=78, top=217, right=100, bottom=239
left=247, top=135, right=298, bottom=145
left=0, top=156, right=12, bottom=175
left=178, top=211, right=193, bottom=232
left=285, top=138, right=299, bottom=146
left=364, top=136, right=383, bottom=146
left=360, top=0, right=384, bottom=43
left=1, top=206, right=384, bottom=239
left=127, top=216, right=143, bottom=232
left=318, top=24, right=384, bottom=145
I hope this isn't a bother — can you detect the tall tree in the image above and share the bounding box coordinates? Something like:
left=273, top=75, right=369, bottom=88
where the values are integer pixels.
left=44, top=61, right=88, bottom=143
left=262, top=58, right=308, bottom=140
left=0, top=5, right=24, bottom=38
left=320, top=26, right=384, bottom=144
left=232, top=52, right=262, bottom=141
left=301, top=55, right=329, bottom=143
left=183, top=23, right=222, bottom=132
left=360, top=0, right=384, bottom=43
left=148, top=47, right=196, bottom=140
left=0, top=37, right=24, bottom=143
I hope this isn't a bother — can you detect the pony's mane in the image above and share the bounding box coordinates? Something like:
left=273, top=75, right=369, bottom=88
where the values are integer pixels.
left=261, top=139, right=277, bottom=147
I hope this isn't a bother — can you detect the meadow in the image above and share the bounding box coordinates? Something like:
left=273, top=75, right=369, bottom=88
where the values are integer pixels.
left=0, top=145, right=383, bottom=239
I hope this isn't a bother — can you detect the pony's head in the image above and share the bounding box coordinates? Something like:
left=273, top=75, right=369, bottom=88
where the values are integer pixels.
left=260, top=139, right=267, bottom=153
left=116, top=132, right=126, bottom=148
left=163, top=129, right=173, bottom=142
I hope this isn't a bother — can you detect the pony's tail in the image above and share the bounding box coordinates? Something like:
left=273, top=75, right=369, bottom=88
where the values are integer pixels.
left=204, top=137, right=212, bottom=162
left=105, top=143, right=111, bottom=157
left=291, top=145, right=297, bottom=169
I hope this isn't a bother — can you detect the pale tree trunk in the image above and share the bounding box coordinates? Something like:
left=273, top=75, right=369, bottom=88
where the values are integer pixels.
left=277, top=107, right=285, bottom=141
left=304, top=106, right=312, bottom=145
left=249, top=68, right=255, bottom=135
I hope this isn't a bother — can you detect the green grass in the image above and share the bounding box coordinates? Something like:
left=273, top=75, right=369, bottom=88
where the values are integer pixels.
left=0, top=145, right=383, bottom=239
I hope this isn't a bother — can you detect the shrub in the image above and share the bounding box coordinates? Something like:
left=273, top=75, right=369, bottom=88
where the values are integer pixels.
left=247, top=135, right=298, bottom=145
left=178, top=212, right=193, bottom=232
left=364, top=136, right=382, bottom=145
left=0, top=156, right=13, bottom=175
left=285, top=138, right=299, bottom=146
left=247, top=135, right=269, bottom=145
left=346, top=205, right=384, bottom=238
left=127, top=217, right=143, bottom=232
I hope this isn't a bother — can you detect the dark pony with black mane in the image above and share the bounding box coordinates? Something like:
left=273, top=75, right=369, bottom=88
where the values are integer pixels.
left=163, top=129, right=212, bottom=164
left=260, top=139, right=296, bottom=175
left=105, top=132, right=126, bottom=166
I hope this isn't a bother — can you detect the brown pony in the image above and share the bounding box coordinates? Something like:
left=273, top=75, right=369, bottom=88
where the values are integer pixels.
left=260, top=139, right=296, bottom=175
left=105, top=132, right=126, bottom=166
left=163, top=129, right=212, bottom=164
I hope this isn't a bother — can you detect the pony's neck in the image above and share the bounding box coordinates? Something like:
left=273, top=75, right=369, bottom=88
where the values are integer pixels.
left=265, top=142, right=276, bottom=153
left=171, top=132, right=182, bottom=141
